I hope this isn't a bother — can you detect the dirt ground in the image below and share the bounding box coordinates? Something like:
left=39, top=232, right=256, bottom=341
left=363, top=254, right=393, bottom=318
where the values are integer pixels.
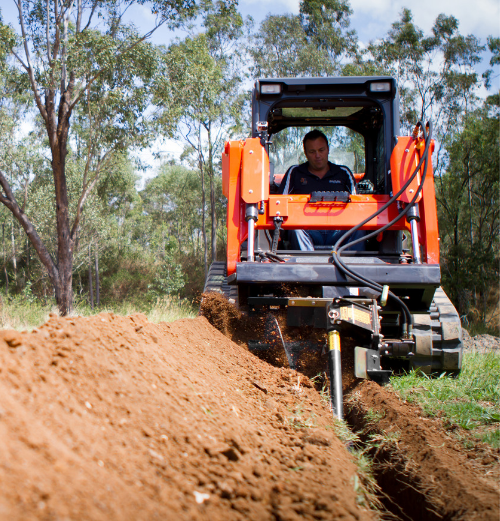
left=0, top=312, right=374, bottom=521
left=200, top=293, right=500, bottom=520
left=0, top=307, right=498, bottom=520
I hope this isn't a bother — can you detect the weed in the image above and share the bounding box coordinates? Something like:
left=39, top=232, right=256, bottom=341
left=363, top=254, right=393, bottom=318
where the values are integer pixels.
left=287, top=402, right=317, bottom=429
left=364, top=408, right=385, bottom=425
left=350, top=447, right=384, bottom=512
left=331, top=417, right=361, bottom=445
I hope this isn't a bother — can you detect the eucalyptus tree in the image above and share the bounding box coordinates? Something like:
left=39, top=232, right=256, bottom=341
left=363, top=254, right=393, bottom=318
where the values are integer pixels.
left=436, top=98, right=499, bottom=322
left=369, top=10, right=485, bottom=136
left=251, top=0, right=357, bottom=78
left=0, top=0, right=197, bottom=314
left=156, top=0, right=246, bottom=275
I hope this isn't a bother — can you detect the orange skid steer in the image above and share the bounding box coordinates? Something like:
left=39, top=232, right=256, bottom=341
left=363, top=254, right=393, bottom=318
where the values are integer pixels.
left=205, top=77, right=462, bottom=418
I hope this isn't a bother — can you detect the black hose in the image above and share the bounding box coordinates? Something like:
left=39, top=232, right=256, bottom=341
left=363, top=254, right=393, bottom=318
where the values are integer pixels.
left=332, top=121, right=433, bottom=336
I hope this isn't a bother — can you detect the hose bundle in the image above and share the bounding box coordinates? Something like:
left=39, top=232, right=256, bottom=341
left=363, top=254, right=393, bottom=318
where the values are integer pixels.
left=332, top=121, right=433, bottom=338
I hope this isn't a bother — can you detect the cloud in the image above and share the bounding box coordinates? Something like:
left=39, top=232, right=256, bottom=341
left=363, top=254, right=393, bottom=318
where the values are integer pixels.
left=240, top=0, right=498, bottom=44
left=349, top=0, right=499, bottom=43
left=243, top=0, right=300, bottom=10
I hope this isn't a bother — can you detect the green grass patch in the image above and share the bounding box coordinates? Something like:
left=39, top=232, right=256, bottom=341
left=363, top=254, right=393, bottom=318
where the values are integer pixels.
left=389, top=352, right=500, bottom=447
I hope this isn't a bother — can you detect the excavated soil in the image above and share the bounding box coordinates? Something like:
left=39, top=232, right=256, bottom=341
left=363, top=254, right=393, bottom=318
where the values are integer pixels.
left=0, top=312, right=375, bottom=521
left=200, top=293, right=500, bottom=521
left=346, top=382, right=499, bottom=521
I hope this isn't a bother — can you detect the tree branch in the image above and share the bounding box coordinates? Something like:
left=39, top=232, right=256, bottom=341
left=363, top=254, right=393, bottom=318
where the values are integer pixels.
left=15, top=0, right=48, bottom=123
left=0, top=170, right=58, bottom=282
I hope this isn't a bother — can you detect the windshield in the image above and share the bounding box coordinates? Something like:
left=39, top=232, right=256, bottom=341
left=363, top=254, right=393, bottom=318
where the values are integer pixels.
left=269, top=126, right=366, bottom=177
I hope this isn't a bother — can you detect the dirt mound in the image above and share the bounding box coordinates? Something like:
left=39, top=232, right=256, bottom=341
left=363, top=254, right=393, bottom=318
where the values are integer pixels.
left=346, top=381, right=500, bottom=521
left=462, top=329, right=500, bottom=353
left=0, top=313, right=373, bottom=521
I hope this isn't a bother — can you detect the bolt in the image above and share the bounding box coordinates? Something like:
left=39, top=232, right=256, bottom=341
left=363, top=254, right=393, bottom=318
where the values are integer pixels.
left=249, top=189, right=253, bottom=194
left=409, top=189, right=414, bottom=193
left=249, top=150, right=254, bottom=154
left=276, top=211, right=280, bottom=216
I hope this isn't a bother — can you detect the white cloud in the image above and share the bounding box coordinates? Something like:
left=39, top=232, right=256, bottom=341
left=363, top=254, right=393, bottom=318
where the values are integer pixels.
left=243, top=0, right=300, bottom=10
left=240, top=0, right=499, bottom=44
left=349, top=0, right=499, bottom=43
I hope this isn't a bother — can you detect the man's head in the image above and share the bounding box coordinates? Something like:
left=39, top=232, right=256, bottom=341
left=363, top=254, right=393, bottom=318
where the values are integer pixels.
left=303, top=130, right=329, bottom=174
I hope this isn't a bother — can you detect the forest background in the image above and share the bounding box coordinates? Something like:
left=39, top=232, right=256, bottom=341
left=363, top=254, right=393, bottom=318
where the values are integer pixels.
left=0, top=0, right=498, bottom=333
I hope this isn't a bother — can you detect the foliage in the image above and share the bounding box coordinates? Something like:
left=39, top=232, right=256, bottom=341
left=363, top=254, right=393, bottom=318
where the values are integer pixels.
left=369, top=10, right=485, bottom=134
left=250, top=0, right=357, bottom=78
left=436, top=97, right=499, bottom=325
left=155, top=7, right=246, bottom=273
left=0, top=0, right=198, bottom=314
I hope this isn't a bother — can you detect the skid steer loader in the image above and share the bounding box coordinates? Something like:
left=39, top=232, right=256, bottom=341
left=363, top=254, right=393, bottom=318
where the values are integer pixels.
left=204, top=77, right=462, bottom=418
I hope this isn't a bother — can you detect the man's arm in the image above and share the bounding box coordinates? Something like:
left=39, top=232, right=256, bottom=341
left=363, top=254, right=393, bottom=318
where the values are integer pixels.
left=277, top=165, right=298, bottom=195
left=339, top=166, right=357, bottom=194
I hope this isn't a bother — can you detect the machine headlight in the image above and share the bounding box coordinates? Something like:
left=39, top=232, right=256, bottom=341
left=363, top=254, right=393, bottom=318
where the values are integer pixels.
left=369, top=82, right=392, bottom=92
left=261, top=84, right=282, bottom=94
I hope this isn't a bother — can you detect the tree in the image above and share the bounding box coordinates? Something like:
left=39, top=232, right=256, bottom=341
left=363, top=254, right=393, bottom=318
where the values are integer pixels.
left=156, top=1, right=245, bottom=275
left=369, top=10, right=484, bottom=136
left=141, top=164, right=206, bottom=294
left=250, top=0, right=357, bottom=78
left=436, top=98, right=499, bottom=325
left=0, top=0, right=197, bottom=314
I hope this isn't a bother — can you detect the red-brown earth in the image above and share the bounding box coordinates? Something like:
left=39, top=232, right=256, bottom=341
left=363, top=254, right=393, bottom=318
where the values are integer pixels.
left=0, top=301, right=498, bottom=520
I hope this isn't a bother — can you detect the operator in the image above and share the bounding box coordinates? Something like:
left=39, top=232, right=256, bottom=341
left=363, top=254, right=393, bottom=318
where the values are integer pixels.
left=278, top=129, right=365, bottom=251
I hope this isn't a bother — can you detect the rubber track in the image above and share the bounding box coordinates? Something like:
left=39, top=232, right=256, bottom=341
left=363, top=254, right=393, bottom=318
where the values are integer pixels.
left=203, top=262, right=238, bottom=304
left=412, top=287, right=463, bottom=373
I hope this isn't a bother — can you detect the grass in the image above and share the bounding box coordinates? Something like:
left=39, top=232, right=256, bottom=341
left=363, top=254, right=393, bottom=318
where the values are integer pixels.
left=0, top=294, right=197, bottom=331
left=389, top=352, right=500, bottom=447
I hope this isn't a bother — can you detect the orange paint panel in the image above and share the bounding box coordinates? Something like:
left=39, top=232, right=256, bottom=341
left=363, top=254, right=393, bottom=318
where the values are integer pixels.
left=240, top=138, right=270, bottom=204
left=223, top=140, right=245, bottom=275
left=268, top=195, right=289, bottom=217
left=417, top=144, right=440, bottom=264
left=256, top=196, right=410, bottom=231
left=390, top=137, right=423, bottom=204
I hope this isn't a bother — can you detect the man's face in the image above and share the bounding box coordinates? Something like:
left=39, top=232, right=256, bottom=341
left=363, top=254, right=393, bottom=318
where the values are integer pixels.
left=303, top=137, right=329, bottom=172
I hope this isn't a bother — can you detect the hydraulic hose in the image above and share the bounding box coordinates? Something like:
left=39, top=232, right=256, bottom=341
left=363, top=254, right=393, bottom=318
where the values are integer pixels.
left=332, top=121, right=433, bottom=337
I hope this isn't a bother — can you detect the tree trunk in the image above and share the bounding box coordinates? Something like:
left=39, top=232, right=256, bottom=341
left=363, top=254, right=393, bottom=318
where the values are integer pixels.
left=208, top=126, right=217, bottom=263
left=88, top=244, right=94, bottom=310
left=199, top=151, right=208, bottom=279
left=2, top=224, right=6, bottom=295
left=50, top=108, right=74, bottom=316
left=27, top=239, right=30, bottom=279
left=11, top=221, right=17, bottom=281
left=95, top=242, right=100, bottom=307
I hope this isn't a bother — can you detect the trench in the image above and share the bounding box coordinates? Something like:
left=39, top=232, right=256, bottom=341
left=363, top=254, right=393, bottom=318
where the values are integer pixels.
left=344, top=390, right=444, bottom=521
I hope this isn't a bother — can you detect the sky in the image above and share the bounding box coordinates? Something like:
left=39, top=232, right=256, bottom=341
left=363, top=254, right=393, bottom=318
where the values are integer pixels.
left=2, top=0, right=498, bottom=48
left=238, top=0, right=499, bottom=49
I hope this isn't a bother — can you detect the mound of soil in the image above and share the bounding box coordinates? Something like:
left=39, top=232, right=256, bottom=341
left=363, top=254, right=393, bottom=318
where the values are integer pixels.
left=462, top=329, right=500, bottom=353
left=0, top=313, right=373, bottom=521
left=346, top=381, right=499, bottom=521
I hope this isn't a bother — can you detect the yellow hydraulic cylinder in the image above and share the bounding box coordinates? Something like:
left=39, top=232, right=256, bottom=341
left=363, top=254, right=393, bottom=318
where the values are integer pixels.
left=328, top=330, right=343, bottom=420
